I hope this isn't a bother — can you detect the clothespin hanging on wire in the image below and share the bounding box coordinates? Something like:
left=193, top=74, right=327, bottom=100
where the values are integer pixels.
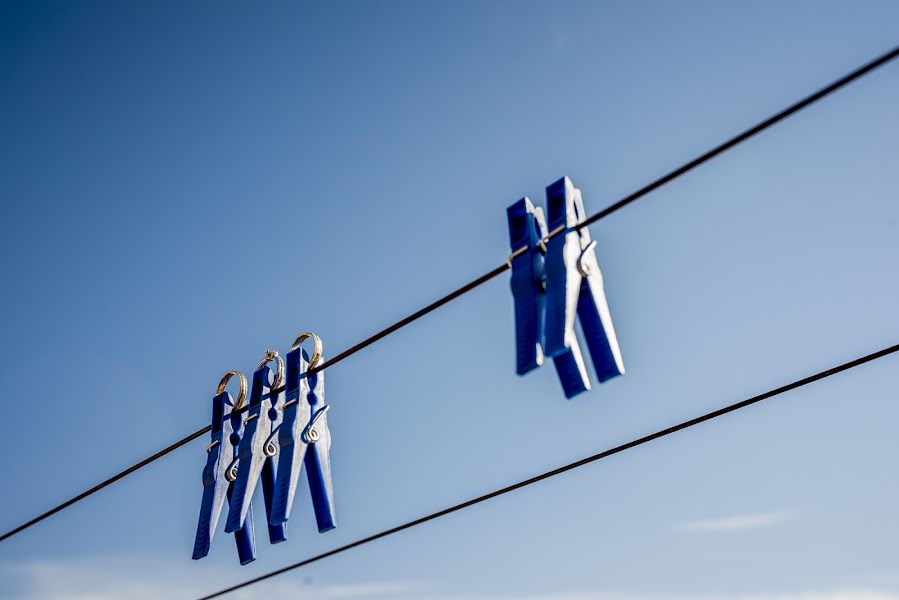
left=507, top=197, right=549, bottom=375
left=543, top=176, right=624, bottom=397
left=192, top=371, right=256, bottom=564
left=506, top=177, right=624, bottom=398
left=224, top=351, right=288, bottom=544
left=271, top=332, right=336, bottom=532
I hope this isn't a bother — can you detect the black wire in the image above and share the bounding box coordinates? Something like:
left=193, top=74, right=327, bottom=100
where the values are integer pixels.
left=1, top=44, right=897, bottom=545
left=199, top=343, right=899, bottom=599
left=577, top=45, right=899, bottom=227
left=313, top=43, right=899, bottom=377
left=0, top=427, right=213, bottom=543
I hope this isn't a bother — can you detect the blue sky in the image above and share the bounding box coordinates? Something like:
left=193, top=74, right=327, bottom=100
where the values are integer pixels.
left=1, top=1, right=898, bottom=598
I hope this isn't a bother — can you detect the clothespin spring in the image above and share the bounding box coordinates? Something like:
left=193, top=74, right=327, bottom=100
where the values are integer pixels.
left=577, top=240, right=598, bottom=277
left=263, top=426, right=280, bottom=457
left=301, top=406, right=330, bottom=444
left=225, top=456, right=240, bottom=482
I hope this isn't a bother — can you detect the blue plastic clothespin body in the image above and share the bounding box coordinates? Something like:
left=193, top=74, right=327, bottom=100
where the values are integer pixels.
left=507, top=197, right=549, bottom=375
left=270, top=346, right=312, bottom=524
left=507, top=195, right=606, bottom=395
left=192, top=391, right=256, bottom=564
left=224, top=365, right=288, bottom=544
left=271, top=347, right=336, bottom=531
left=543, top=176, right=625, bottom=398
left=302, top=358, right=335, bottom=532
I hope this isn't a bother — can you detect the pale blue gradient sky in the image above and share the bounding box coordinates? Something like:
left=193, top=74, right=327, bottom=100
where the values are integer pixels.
left=1, top=1, right=898, bottom=599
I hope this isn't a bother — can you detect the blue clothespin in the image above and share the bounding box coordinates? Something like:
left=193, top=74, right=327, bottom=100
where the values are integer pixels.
left=224, top=351, right=288, bottom=544
left=507, top=195, right=604, bottom=396
left=543, top=176, right=625, bottom=397
left=507, top=197, right=549, bottom=375
left=192, top=371, right=256, bottom=565
left=271, top=332, right=336, bottom=532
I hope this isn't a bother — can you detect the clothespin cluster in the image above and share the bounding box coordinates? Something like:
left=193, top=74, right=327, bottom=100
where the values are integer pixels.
left=507, top=176, right=625, bottom=398
left=192, top=332, right=336, bottom=564
left=190, top=177, right=620, bottom=564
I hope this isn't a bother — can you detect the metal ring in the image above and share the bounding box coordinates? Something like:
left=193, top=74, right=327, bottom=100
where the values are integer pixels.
left=290, top=332, right=323, bottom=370
left=257, top=349, right=285, bottom=390
left=216, top=371, right=248, bottom=410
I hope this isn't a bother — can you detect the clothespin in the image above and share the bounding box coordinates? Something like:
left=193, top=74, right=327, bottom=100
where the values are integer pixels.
left=543, top=176, right=624, bottom=397
left=506, top=198, right=549, bottom=375
left=224, top=351, right=288, bottom=544
left=507, top=192, right=619, bottom=398
left=271, top=332, right=336, bottom=532
left=192, top=371, right=256, bottom=565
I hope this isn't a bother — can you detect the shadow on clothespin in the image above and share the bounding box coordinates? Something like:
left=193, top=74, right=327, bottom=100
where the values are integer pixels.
left=224, top=351, right=288, bottom=544
left=192, top=370, right=256, bottom=565
left=271, top=332, right=336, bottom=532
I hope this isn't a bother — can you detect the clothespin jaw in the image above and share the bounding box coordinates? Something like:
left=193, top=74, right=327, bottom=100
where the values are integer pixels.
left=270, top=333, right=318, bottom=525
left=193, top=371, right=257, bottom=564
left=229, top=489, right=256, bottom=565
left=225, top=352, right=288, bottom=544
left=543, top=176, right=624, bottom=398
left=507, top=197, right=549, bottom=375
